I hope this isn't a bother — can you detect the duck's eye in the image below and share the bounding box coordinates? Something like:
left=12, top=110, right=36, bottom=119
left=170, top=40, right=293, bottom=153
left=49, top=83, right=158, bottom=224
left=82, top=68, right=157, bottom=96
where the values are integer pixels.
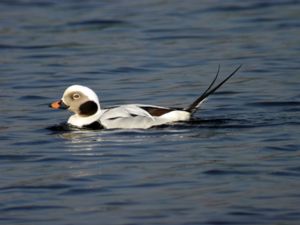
left=72, top=93, right=80, bottom=100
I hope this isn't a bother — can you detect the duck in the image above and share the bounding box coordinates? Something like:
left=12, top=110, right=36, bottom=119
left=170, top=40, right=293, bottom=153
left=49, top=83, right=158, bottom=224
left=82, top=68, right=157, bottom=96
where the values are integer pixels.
left=49, top=65, right=241, bottom=129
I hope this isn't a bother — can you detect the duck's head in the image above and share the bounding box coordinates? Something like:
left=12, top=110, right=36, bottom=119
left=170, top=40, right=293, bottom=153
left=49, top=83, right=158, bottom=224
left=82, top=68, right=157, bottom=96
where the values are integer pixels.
left=50, top=85, right=102, bottom=127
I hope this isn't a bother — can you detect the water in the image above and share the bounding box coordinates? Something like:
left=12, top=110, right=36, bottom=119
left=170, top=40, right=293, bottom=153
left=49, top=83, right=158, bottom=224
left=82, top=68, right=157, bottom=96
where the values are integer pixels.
left=0, top=0, right=300, bottom=224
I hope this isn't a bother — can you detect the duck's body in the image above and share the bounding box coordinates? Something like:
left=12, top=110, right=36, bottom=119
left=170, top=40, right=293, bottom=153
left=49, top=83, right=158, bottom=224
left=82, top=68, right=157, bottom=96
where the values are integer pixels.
left=99, top=104, right=191, bottom=129
left=63, top=100, right=191, bottom=129
left=50, top=66, right=241, bottom=129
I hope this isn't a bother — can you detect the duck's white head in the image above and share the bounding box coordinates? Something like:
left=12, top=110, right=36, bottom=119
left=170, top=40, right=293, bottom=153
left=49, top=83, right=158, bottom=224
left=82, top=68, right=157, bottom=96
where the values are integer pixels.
left=50, top=85, right=102, bottom=127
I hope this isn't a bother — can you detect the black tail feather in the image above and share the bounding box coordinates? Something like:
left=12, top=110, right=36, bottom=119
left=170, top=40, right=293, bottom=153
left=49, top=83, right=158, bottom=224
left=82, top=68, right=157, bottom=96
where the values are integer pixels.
left=185, top=65, right=242, bottom=113
left=194, top=64, right=220, bottom=104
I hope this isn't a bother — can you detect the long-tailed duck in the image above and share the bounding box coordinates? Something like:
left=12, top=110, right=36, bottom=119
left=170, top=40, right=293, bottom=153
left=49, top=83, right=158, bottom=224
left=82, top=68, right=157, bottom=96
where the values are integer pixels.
left=50, top=65, right=241, bottom=129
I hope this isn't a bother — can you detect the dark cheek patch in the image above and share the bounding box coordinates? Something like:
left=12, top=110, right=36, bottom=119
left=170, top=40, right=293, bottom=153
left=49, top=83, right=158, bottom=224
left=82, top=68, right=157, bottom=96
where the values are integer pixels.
left=79, top=101, right=98, bottom=116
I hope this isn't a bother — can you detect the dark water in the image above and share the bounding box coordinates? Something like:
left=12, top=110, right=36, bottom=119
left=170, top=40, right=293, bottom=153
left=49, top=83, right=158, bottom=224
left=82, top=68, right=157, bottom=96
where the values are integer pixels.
left=0, top=1, right=300, bottom=224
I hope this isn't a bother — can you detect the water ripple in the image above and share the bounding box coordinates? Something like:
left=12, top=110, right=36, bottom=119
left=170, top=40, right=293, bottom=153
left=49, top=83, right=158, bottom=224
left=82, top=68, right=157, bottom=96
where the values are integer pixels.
left=67, top=19, right=126, bottom=27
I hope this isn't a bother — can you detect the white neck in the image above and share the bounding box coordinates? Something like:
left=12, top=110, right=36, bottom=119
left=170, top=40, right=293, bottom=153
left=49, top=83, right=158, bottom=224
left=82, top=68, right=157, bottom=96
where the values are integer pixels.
left=68, top=109, right=102, bottom=128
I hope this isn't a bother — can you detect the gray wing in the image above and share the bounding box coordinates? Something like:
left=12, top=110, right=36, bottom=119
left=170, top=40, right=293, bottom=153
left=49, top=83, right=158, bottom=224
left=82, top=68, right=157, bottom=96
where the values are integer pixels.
left=99, top=104, right=175, bottom=129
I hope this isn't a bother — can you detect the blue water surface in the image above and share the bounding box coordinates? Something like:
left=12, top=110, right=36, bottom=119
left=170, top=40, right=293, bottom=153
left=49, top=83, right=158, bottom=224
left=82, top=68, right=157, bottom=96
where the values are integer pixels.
left=0, top=1, right=299, bottom=225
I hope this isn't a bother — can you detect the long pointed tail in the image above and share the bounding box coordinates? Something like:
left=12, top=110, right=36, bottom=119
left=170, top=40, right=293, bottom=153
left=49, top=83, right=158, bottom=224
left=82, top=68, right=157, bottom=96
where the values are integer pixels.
left=185, top=65, right=242, bottom=114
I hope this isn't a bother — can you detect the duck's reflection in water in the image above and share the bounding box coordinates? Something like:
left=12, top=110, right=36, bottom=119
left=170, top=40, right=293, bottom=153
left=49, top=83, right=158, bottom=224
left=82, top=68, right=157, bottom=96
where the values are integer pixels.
left=56, top=131, right=103, bottom=153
